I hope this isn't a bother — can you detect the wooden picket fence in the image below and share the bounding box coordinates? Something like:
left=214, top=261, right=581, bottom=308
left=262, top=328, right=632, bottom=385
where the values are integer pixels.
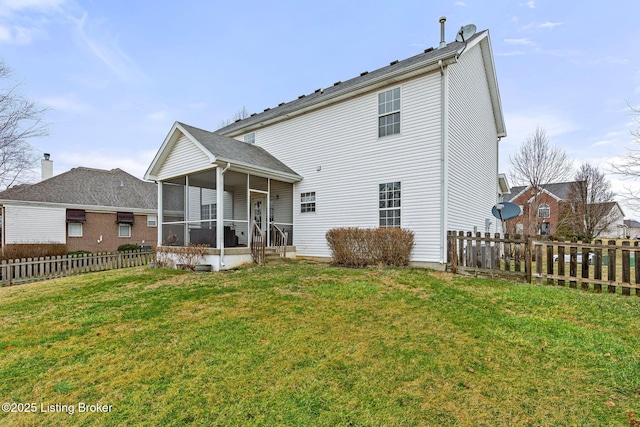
left=1, top=250, right=154, bottom=287
left=447, top=231, right=640, bottom=296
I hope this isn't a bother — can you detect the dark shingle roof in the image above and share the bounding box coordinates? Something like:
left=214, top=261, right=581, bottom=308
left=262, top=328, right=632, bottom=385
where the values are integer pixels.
left=215, top=32, right=486, bottom=135
left=178, top=122, right=300, bottom=178
left=0, top=167, right=157, bottom=209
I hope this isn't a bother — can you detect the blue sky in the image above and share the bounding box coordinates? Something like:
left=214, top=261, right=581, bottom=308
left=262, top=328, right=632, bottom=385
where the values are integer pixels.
left=2, top=0, right=640, bottom=214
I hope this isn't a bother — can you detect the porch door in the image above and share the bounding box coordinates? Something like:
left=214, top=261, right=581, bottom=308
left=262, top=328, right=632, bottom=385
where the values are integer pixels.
left=251, top=194, right=267, bottom=236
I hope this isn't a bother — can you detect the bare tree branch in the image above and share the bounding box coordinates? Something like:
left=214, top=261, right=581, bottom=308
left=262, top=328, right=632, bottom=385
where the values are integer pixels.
left=217, top=106, right=250, bottom=129
left=0, top=60, right=48, bottom=190
left=610, top=105, right=640, bottom=212
left=564, top=163, right=621, bottom=238
left=509, top=126, right=573, bottom=235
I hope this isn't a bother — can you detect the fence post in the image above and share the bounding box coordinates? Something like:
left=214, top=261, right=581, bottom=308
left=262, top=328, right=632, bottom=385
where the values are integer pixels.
left=450, top=232, right=458, bottom=274
left=458, top=231, right=464, bottom=267
left=608, top=240, right=617, bottom=294
left=475, top=232, right=482, bottom=269
left=557, top=238, right=565, bottom=286
left=1, top=260, right=7, bottom=286
left=581, top=243, right=590, bottom=291
left=546, top=242, right=554, bottom=286
left=535, top=242, right=542, bottom=285
left=569, top=238, right=578, bottom=289
left=622, top=240, right=631, bottom=296
left=504, top=233, right=511, bottom=271
left=525, top=237, right=532, bottom=283
left=494, top=232, right=501, bottom=272
left=466, top=232, right=473, bottom=267
left=635, top=241, right=640, bottom=297
left=594, top=240, right=602, bottom=293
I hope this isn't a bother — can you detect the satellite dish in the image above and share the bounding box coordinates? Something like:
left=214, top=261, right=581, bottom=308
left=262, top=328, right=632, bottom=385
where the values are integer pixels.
left=455, top=24, right=477, bottom=42
left=492, top=202, right=521, bottom=221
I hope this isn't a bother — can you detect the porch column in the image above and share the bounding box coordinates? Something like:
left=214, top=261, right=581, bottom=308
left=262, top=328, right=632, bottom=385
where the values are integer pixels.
left=216, top=166, right=224, bottom=256
left=157, top=182, right=162, bottom=248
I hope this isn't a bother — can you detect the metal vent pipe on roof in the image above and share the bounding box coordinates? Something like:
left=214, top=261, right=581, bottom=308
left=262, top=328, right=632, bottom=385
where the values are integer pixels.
left=439, top=16, right=447, bottom=48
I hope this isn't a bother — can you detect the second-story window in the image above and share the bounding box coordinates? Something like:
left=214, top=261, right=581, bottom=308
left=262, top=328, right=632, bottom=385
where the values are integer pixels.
left=378, top=87, right=401, bottom=137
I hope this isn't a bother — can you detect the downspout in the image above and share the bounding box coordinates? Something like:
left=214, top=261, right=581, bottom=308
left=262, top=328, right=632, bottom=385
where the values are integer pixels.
left=439, top=59, right=447, bottom=264
left=218, top=162, right=231, bottom=269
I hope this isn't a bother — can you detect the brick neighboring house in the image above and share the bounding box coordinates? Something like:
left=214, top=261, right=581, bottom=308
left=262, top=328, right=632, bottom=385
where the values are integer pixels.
left=0, top=160, right=157, bottom=253
left=504, top=181, right=625, bottom=238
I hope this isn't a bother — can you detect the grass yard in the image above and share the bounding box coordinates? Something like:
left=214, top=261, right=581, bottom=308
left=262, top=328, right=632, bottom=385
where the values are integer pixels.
left=1, top=260, right=639, bottom=426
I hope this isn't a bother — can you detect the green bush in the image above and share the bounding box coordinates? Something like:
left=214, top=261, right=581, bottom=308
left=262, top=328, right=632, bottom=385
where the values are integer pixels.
left=117, top=244, right=141, bottom=252
left=1, top=243, right=68, bottom=261
left=325, top=227, right=415, bottom=267
left=68, top=250, right=93, bottom=256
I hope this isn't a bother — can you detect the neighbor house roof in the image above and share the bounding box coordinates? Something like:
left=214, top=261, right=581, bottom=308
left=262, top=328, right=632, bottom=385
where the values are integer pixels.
left=505, top=181, right=579, bottom=202
left=216, top=30, right=505, bottom=139
left=624, top=219, right=640, bottom=228
left=0, top=167, right=157, bottom=210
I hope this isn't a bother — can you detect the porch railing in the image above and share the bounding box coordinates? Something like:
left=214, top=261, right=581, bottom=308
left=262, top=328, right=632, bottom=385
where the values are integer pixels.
left=251, top=221, right=265, bottom=266
left=271, top=223, right=288, bottom=259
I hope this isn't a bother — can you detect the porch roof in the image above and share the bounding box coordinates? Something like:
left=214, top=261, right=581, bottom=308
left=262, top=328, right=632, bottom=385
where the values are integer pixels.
left=146, top=122, right=302, bottom=183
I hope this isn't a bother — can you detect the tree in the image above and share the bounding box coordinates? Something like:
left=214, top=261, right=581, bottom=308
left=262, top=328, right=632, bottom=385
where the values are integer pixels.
left=509, top=126, right=573, bottom=235
left=610, top=106, right=640, bottom=212
left=0, top=61, right=48, bottom=190
left=217, top=106, right=250, bottom=129
left=562, top=163, right=621, bottom=239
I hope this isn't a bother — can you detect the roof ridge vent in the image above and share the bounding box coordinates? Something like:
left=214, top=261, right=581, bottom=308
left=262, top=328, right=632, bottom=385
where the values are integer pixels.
left=424, top=47, right=434, bottom=53
left=389, top=60, right=399, bottom=65
left=360, top=71, right=369, bottom=76
left=333, top=81, right=342, bottom=86
left=298, top=94, right=306, bottom=99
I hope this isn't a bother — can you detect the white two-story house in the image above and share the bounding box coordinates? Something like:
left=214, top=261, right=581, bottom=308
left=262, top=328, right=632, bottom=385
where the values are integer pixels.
left=145, top=22, right=506, bottom=270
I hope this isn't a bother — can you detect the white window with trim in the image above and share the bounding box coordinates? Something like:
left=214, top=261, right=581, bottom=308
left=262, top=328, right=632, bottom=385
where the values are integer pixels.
left=378, top=87, right=401, bottom=137
left=301, top=192, right=316, bottom=213
left=244, top=133, right=255, bottom=144
left=68, top=222, right=83, bottom=237
left=147, top=214, right=157, bottom=227
left=379, top=181, right=401, bottom=227
left=119, top=224, right=131, bottom=238
left=538, top=203, right=550, bottom=219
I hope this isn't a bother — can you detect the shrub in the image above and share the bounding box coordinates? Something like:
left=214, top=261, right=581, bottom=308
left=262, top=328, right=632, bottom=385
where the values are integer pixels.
left=155, top=245, right=208, bottom=271
left=117, top=244, right=141, bottom=252
left=325, top=227, right=415, bottom=267
left=68, top=250, right=93, bottom=256
left=1, top=243, right=68, bottom=261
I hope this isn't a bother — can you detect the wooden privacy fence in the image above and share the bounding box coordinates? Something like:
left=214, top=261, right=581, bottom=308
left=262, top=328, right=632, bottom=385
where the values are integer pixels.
left=1, top=250, right=154, bottom=287
left=447, top=231, right=640, bottom=296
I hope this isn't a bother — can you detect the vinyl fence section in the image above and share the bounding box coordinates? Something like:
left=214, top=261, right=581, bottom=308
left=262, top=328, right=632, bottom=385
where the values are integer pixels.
left=1, top=250, right=154, bottom=286
left=447, top=231, right=640, bottom=297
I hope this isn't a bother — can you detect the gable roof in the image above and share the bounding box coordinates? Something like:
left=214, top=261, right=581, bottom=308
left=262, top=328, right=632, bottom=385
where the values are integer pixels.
left=0, top=167, right=157, bottom=210
left=216, top=30, right=505, bottom=139
left=505, top=181, right=579, bottom=203
left=145, top=122, right=301, bottom=182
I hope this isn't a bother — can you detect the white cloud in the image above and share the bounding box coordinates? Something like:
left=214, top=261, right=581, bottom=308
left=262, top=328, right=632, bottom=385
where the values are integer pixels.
left=539, top=21, right=562, bottom=29
left=145, top=111, right=168, bottom=123
left=72, top=12, right=146, bottom=84
left=454, top=1, right=466, bottom=6
left=504, top=38, right=535, bottom=46
left=39, top=93, right=92, bottom=113
left=522, top=1, right=536, bottom=8
left=496, top=50, right=526, bottom=57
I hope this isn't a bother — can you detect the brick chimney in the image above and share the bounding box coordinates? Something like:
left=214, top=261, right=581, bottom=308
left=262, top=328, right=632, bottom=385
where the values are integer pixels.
left=41, top=153, right=53, bottom=181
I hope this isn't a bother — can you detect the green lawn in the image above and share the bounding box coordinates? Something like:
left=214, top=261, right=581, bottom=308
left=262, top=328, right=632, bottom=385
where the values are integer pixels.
left=1, top=261, right=639, bottom=426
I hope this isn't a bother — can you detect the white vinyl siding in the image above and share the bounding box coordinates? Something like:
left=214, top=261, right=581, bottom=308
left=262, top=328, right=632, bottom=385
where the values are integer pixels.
left=241, top=72, right=442, bottom=261
left=156, top=134, right=213, bottom=181
left=4, top=205, right=66, bottom=244
left=446, top=44, right=499, bottom=235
